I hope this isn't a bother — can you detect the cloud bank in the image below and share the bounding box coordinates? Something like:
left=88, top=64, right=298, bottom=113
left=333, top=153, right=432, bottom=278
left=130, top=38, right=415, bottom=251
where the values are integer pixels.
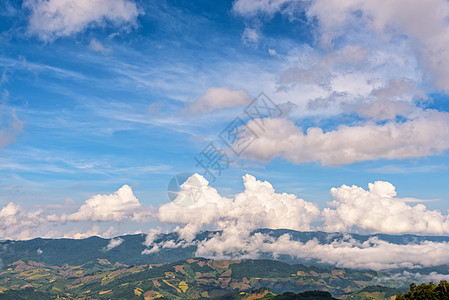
left=238, top=111, right=449, bottom=165
left=4, top=173, right=449, bottom=271
left=196, top=233, right=449, bottom=271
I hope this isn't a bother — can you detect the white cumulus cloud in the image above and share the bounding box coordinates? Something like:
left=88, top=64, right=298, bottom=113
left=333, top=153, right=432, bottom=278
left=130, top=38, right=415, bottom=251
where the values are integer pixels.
left=147, top=174, right=311, bottom=254
left=65, top=185, right=149, bottom=222
left=185, top=86, right=252, bottom=114
left=0, top=202, right=44, bottom=240
left=150, top=173, right=320, bottom=245
left=143, top=228, right=162, bottom=247
left=143, top=173, right=449, bottom=270
left=106, top=237, right=123, bottom=250
left=322, top=181, right=449, bottom=235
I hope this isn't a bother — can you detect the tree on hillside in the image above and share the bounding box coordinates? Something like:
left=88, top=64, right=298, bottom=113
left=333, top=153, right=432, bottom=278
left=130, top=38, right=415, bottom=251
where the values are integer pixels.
left=395, top=280, right=449, bottom=299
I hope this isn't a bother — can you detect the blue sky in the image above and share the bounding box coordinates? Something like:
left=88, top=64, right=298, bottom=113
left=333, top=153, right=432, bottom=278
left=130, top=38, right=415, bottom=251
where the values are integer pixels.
left=1, top=0, right=449, bottom=241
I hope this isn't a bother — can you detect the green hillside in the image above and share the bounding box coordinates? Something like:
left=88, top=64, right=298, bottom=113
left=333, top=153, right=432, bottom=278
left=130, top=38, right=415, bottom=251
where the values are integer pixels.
left=0, top=258, right=389, bottom=299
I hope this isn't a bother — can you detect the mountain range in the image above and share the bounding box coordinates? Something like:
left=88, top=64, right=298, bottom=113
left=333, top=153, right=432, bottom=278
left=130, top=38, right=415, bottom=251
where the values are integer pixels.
left=2, top=229, right=449, bottom=268
left=1, top=229, right=446, bottom=299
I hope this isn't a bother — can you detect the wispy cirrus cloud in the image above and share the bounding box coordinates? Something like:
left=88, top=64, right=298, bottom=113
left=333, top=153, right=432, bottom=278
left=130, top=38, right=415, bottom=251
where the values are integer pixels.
left=24, top=0, right=140, bottom=41
left=232, top=0, right=295, bottom=17
left=0, top=108, right=22, bottom=151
